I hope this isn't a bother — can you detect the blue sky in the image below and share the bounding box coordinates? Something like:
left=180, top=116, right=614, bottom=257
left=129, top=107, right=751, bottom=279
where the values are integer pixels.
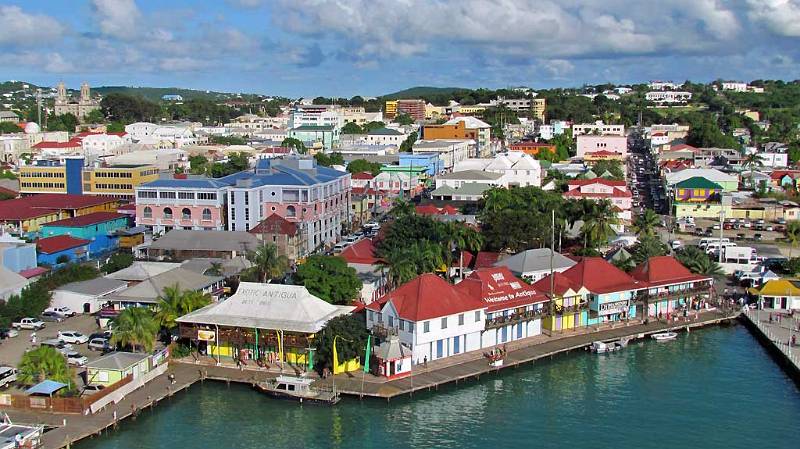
left=2, top=0, right=800, bottom=97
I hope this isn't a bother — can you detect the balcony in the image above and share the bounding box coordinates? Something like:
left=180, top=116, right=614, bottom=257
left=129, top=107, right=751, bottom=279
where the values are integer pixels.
left=370, top=323, right=399, bottom=338
left=485, top=308, right=546, bottom=330
left=636, top=284, right=713, bottom=303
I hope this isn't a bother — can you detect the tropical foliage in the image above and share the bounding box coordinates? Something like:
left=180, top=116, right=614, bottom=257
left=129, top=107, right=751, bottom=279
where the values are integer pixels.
left=111, top=307, right=160, bottom=352
left=674, top=246, right=724, bottom=276
left=17, top=346, right=74, bottom=390
left=786, top=221, right=800, bottom=258
left=155, top=285, right=212, bottom=329
left=631, top=209, right=660, bottom=236
left=293, top=256, right=361, bottom=305
left=631, top=235, right=670, bottom=264
left=101, top=253, right=134, bottom=274
left=244, top=242, right=289, bottom=283
left=579, top=200, right=620, bottom=249
left=312, top=314, right=370, bottom=374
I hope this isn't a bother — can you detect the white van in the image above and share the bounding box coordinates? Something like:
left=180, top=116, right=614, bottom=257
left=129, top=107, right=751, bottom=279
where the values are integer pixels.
left=699, top=237, right=730, bottom=249
left=333, top=242, right=350, bottom=253
left=705, top=241, right=736, bottom=255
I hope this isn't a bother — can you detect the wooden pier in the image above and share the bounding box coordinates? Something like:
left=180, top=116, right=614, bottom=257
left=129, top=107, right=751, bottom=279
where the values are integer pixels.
left=740, top=308, right=800, bottom=381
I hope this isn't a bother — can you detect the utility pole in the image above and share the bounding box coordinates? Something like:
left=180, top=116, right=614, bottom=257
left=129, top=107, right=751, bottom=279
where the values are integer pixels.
left=36, top=88, right=42, bottom=126
left=549, top=209, right=555, bottom=334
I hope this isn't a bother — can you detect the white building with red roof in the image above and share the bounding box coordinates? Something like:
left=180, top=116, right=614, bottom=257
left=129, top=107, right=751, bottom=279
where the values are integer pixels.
left=630, top=256, right=713, bottom=318
left=563, top=178, right=632, bottom=221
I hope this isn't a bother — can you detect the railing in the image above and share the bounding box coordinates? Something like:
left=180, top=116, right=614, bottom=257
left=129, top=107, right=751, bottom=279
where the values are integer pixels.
left=371, top=323, right=398, bottom=338
left=485, top=308, right=547, bottom=329
left=551, top=303, right=589, bottom=315
left=636, top=285, right=712, bottom=303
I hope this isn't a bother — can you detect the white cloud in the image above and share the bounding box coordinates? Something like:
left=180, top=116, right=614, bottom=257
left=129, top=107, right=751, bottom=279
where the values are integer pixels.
left=225, top=0, right=265, bottom=7
left=158, top=56, right=209, bottom=72
left=747, top=0, right=800, bottom=37
left=0, top=6, right=65, bottom=46
left=91, top=0, right=142, bottom=40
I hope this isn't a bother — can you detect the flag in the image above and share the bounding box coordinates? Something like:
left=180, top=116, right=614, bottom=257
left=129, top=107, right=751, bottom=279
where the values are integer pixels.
left=332, top=336, right=341, bottom=375
left=363, top=335, right=371, bottom=373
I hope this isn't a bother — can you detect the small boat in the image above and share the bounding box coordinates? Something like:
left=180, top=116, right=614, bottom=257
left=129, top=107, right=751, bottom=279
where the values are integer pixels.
left=651, top=332, right=678, bottom=341
left=590, top=338, right=629, bottom=353
left=255, top=375, right=340, bottom=405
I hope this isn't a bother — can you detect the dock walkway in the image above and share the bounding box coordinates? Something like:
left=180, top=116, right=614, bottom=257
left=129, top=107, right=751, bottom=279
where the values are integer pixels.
left=741, top=308, right=800, bottom=377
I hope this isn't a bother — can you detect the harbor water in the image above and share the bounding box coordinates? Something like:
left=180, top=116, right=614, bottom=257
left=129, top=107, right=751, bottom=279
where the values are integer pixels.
left=78, top=325, right=800, bottom=449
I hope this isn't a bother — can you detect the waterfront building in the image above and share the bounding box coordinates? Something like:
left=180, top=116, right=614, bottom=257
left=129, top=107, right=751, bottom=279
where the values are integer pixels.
left=177, top=282, right=355, bottom=368
left=86, top=352, right=151, bottom=387
left=493, top=248, right=577, bottom=282
left=147, top=230, right=259, bottom=261
left=749, top=279, right=800, bottom=310
left=39, top=212, right=128, bottom=256
left=0, top=194, right=121, bottom=235
left=373, top=335, right=412, bottom=379
left=339, top=238, right=386, bottom=303
left=36, top=235, right=90, bottom=265
left=105, top=267, right=224, bottom=309
left=532, top=271, right=589, bottom=332
left=630, top=256, right=714, bottom=318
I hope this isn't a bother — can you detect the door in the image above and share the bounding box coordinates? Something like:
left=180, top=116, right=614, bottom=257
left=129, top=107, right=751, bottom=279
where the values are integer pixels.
left=501, top=326, right=508, bottom=343
left=389, top=360, right=395, bottom=376
left=436, top=339, right=443, bottom=359
left=83, top=303, right=91, bottom=313
left=516, top=324, right=523, bottom=339
left=453, top=336, right=460, bottom=354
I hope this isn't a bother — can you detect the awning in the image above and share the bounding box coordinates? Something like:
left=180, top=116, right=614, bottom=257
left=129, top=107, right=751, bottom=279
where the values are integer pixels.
left=26, top=380, right=67, bottom=396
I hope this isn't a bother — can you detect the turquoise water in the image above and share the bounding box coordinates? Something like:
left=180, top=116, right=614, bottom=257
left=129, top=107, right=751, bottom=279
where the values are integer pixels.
left=78, top=325, right=800, bottom=449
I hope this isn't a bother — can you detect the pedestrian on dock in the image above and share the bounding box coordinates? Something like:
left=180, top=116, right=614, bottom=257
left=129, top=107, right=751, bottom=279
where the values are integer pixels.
left=792, top=335, right=796, bottom=347
left=423, top=356, right=427, bottom=368
left=168, top=373, right=176, bottom=385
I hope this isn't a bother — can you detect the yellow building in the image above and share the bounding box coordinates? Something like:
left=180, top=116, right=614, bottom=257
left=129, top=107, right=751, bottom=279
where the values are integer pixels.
left=385, top=100, right=398, bottom=119
left=673, top=202, right=786, bottom=220
left=425, top=103, right=444, bottom=120
left=19, top=164, right=159, bottom=198
left=458, top=105, right=486, bottom=115
left=533, top=98, right=546, bottom=122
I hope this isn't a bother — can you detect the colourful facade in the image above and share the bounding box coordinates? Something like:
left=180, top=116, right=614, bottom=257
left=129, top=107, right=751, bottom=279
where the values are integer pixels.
left=674, top=177, right=722, bottom=202
left=19, top=160, right=159, bottom=198
left=36, top=235, right=91, bottom=266
left=0, top=194, right=122, bottom=235
left=40, top=212, right=128, bottom=256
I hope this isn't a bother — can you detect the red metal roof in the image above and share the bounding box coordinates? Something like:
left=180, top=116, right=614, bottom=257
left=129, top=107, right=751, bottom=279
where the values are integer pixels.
left=415, top=204, right=440, bottom=215
left=532, top=271, right=581, bottom=296
left=567, top=179, right=627, bottom=187
left=563, top=189, right=632, bottom=199
left=42, top=212, right=127, bottom=228
left=249, top=213, right=297, bottom=236
left=670, top=144, right=698, bottom=152
left=440, top=204, right=460, bottom=215
left=351, top=172, right=375, bottom=180
left=457, top=267, right=548, bottom=312
left=32, top=140, right=81, bottom=149
left=560, top=257, right=639, bottom=294
left=0, top=204, right=56, bottom=221
left=474, top=251, right=501, bottom=269
left=630, top=256, right=711, bottom=287
left=36, top=235, right=90, bottom=254
left=340, top=238, right=381, bottom=265
left=366, top=273, right=484, bottom=321
left=25, top=194, right=117, bottom=210
left=18, top=266, right=49, bottom=278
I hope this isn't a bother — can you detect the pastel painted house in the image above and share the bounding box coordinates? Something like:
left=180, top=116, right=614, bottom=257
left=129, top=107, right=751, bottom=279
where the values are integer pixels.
left=36, top=235, right=90, bottom=266
left=85, top=352, right=151, bottom=387
left=563, top=179, right=632, bottom=221
left=630, top=256, right=714, bottom=318
left=673, top=177, right=722, bottom=202
left=39, top=212, right=128, bottom=256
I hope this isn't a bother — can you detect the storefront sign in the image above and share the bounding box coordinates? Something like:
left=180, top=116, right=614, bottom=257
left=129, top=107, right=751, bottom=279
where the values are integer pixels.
left=483, top=289, right=538, bottom=303
left=197, top=330, right=216, bottom=341
left=599, top=300, right=628, bottom=315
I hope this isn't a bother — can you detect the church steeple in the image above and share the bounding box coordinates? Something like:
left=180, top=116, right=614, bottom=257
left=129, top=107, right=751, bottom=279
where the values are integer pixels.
left=56, top=81, right=67, bottom=104
left=80, top=82, right=90, bottom=103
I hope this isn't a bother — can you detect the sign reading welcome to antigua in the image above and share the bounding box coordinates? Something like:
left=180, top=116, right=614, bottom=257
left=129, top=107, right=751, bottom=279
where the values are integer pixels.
left=483, top=289, right=538, bottom=303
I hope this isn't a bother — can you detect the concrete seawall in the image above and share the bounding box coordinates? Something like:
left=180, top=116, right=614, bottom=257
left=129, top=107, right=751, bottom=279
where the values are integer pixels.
left=740, top=309, right=800, bottom=382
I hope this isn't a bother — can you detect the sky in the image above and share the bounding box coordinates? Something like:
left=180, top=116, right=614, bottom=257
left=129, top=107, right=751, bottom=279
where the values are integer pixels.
left=2, top=0, right=800, bottom=97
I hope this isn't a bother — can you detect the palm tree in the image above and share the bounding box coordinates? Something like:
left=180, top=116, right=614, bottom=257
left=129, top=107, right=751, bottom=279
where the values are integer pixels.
left=631, top=235, right=669, bottom=264
left=380, top=240, right=444, bottom=286
left=743, top=152, right=764, bottom=190
left=17, top=346, right=73, bottom=388
left=787, top=220, right=800, bottom=257
left=111, top=307, right=160, bottom=353
left=246, top=242, right=288, bottom=283
left=389, top=198, right=415, bottom=217
left=437, top=223, right=484, bottom=280
left=675, top=246, right=724, bottom=276
left=631, top=209, right=660, bottom=237
left=155, top=284, right=211, bottom=330
left=580, top=200, right=620, bottom=249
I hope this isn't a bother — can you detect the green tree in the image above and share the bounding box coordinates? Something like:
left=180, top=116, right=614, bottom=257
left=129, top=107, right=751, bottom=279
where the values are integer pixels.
left=205, top=262, right=224, bottom=277
left=361, top=121, right=386, bottom=133
left=154, top=285, right=211, bottom=329
left=591, top=160, right=625, bottom=180
left=341, top=122, right=363, bottom=134
left=312, top=314, right=369, bottom=374
left=0, top=121, right=20, bottom=133
left=742, top=151, right=764, bottom=190
left=245, top=242, right=289, bottom=283
left=107, top=122, right=125, bottom=133
left=674, top=246, right=723, bottom=276
left=189, top=155, right=210, bottom=174
left=293, top=255, right=361, bottom=304
left=380, top=240, right=445, bottom=286
left=111, top=307, right=159, bottom=352
left=388, top=198, right=415, bottom=217
left=786, top=221, right=800, bottom=258
left=47, top=113, right=78, bottom=132
left=100, top=93, right=161, bottom=123
left=101, top=253, right=134, bottom=273
left=85, top=109, right=105, bottom=123
left=314, top=152, right=344, bottom=167
left=281, top=137, right=307, bottom=154
left=17, top=346, right=74, bottom=389
left=394, top=113, right=414, bottom=126
left=210, top=135, right=247, bottom=145
left=346, top=159, right=382, bottom=176
left=399, top=131, right=418, bottom=152
left=631, top=235, right=670, bottom=264
left=631, top=209, right=660, bottom=236
left=580, top=200, right=620, bottom=249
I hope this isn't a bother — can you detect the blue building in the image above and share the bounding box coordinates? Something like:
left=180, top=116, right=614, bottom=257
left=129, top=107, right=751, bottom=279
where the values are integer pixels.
left=39, top=212, right=128, bottom=257
left=36, top=235, right=91, bottom=266
left=399, top=153, right=443, bottom=176
left=0, top=234, right=37, bottom=274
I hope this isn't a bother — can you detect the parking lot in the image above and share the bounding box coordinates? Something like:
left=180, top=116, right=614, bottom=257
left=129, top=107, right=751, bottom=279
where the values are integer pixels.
left=0, top=314, right=108, bottom=390
left=679, top=217, right=787, bottom=243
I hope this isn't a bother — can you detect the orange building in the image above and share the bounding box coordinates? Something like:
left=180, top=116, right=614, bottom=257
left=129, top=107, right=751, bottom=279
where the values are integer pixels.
left=509, top=142, right=556, bottom=156
left=422, top=120, right=478, bottom=141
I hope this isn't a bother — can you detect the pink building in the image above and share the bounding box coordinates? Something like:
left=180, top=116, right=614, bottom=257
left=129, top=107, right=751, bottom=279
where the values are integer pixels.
left=135, top=177, right=229, bottom=233
left=576, top=135, right=628, bottom=159
left=563, top=179, right=632, bottom=221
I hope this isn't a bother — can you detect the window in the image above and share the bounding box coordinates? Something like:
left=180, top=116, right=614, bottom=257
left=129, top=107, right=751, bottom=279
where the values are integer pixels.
left=138, top=191, right=157, bottom=199
left=441, top=317, right=447, bottom=329
left=458, top=313, right=464, bottom=326
left=159, top=191, right=175, bottom=199
left=143, top=207, right=152, bottom=218
left=388, top=316, right=394, bottom=327
left=202, top=208, right=212, bottom=220
left=399, top=319, right=405, bottom=331
left=409, top=322, right=414, bottom=332
left=230, top=193, right=235, bottom=204
left=245, top=194, right=249, bottom=206
left=178, top=192, right=194, bottom=200
left=475, top=310, right=481, bottom=322
left=163, top=207, right=173, bottom=219
left=182, top=208, right=191, bottom=220
left=198, top=192, right=217, bottom=200
left=423, top=321, right=430, bottom=333
left=286, top=205, right=296, bottom=217
left=368, top=310, right=374, bottom=321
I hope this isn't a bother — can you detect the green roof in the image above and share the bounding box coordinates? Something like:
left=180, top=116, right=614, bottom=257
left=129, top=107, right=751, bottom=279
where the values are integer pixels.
left=291, top=125, right=334, bottom=132
left=432, top=183, right=492, bottom=196
left=675, top=176, right=723, bottom=190
left=368, top=128, right=403, bottom=136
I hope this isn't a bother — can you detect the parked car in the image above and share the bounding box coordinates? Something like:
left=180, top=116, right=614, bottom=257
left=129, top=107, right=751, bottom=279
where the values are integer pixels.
left=670, top=240, right=683, bottom=250
left=58, top=331, right=89, bottom=344
left=88, top=330, right=113, bottom=341
left=777, top=218, right=787, bottom=225
left=65, top=351, right=88, bottom=367
left=12, top=318, right=45, bottom=330
left=80, top=384, right=106, bottom=396
left=88, top=338, right=111, bottom=352
left=45, top=306, right=76, bottom=317
left=0, top=366, right=17, bottom=388
left=39, top=339, right=73, bottom=355
left=0, top=328, right=19, bottom=339
left=753, top=233, right=763, bottom=241
left=40, top=311, right=65, bottom=323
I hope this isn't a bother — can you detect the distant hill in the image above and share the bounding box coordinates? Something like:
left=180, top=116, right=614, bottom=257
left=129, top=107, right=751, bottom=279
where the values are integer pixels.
left=92, top=86, right=264, bottom=102
left=382, top=86, right=469, bottom=100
